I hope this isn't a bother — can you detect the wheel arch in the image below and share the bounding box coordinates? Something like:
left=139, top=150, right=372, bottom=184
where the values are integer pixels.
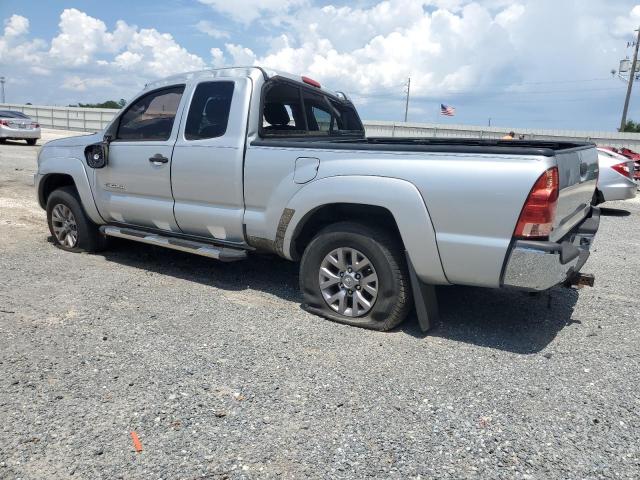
left=282, top=175, right=449, bottom=285
left=37, top=156, right=104, bottom=224
left=38, top=173, right=75, bottom=208
left=291, top=203, right=401, bottom=259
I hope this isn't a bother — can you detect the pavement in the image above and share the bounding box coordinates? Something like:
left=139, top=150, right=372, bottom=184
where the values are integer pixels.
left=0, top=129, right=639, bottom=479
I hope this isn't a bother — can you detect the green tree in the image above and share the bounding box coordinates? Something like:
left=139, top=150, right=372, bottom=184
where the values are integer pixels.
left=620, top=120, right=640, bottom=132
left=69, top=99, right=126, bottom=109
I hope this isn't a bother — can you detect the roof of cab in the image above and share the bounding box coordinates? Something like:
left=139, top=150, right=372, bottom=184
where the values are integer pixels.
left=143, top=66, right=343, bottom=99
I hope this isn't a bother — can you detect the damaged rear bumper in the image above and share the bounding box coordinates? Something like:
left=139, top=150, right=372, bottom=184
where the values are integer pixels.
left=501, top=207, right=600, bottom=291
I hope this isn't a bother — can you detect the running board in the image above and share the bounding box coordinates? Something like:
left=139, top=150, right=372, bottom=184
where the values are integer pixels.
left=100, top=226, right=248, bottom=262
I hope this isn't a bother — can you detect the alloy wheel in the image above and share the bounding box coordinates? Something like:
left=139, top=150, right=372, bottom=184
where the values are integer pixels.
left=318, top=247, right=378, bottom=317
left=51, top=204, right=78, bottom=248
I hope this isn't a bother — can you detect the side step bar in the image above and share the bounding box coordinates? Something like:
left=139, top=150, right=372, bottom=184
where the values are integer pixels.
left=100, top=226, right=248, bottom=262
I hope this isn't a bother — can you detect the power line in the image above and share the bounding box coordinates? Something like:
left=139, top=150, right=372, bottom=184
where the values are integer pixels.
left=494, top=77, right=613, bottom=86
left=347, top=77, right=618, bottom=98
left=350, top=85, right=625, bottom=101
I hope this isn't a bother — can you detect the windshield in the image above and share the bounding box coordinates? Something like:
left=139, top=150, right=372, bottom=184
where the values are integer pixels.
left=0, top=111, right=30, bottom=119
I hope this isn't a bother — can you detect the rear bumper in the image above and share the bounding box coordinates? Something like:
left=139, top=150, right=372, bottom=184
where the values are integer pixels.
left=502, top=207, right=600, bottom=291
left=601, top=179, right=637, bottom=201
left=0, top=126, right=41, bottom=139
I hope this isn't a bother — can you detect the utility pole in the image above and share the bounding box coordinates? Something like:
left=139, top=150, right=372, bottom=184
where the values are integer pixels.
left=620, top=28, right=640, bottom=131
left=0, top=77, right=5, bottom=104
left=488, top=117, right=491, bottom=127
left=404, top=77, right=411, bottom=123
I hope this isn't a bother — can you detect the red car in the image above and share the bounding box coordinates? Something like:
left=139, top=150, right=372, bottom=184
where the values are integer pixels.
left=602, top=146, right=640, bottom=182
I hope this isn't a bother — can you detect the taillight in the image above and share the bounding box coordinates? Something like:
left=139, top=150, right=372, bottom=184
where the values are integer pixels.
left=302, top=76, right=321, bottom=88
left=611, top=161, right=632, bottom=178
left=0, top=120, right=8, bottom=126
left=514, top=167, right=559, bottom=239
left=32, top=123, right=39, bottom=128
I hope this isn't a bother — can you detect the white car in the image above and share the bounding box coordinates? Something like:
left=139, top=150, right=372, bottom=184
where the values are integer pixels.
left=0, top=110, right=41, bottom=145
left=594, top=147, right=637, bottom=204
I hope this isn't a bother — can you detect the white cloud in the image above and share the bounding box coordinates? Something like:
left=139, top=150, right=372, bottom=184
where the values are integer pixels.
left=234, top=0, right=518, bottom=96
left=49, top=8, right=111, bottom=66
left=113, top=28, right=205, bottom=77
left=225, top=43, right=257, bottom=65
left=46, top=8, right=204, bottom=77
left=495, top=3, right=525, bottom=28
left=0, top=18, right=47, bottom=70
left=0, top=8, right=213, bottom=104
left=113, top=51, right=143, bottom=70
left=211, top=47, right=225, bottom=68
left=62, top=75, right=113, bottom=92
left=614, top=5, right=640, bottom=37
left=196, top=20, right=230, bottom=39
left=4, top=14, right=29, bottom=37
left=209, top=0, right=639, bottom=100
left=198, top=0, right=308, bottom=25
left=1, top=1, right=640, bottom=125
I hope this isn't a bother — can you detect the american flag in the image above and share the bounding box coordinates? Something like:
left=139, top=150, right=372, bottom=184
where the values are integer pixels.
left=440, top=104, right=456, bottom=116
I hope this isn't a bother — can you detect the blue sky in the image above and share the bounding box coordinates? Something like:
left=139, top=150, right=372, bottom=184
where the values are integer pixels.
left=1, top=0, right=640, bottom=131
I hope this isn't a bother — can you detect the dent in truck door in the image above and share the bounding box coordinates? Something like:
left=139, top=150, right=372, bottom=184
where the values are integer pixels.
left=170, top=78, right=250, bottom=243
left=93, top=85, right=185, bottom=231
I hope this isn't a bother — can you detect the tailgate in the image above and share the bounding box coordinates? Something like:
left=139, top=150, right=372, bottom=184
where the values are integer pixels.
left=550, top=146, right=599, bottom=242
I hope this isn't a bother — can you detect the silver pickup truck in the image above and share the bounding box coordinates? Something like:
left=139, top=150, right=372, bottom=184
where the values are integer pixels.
left=35, top=67, right=600, bottom=332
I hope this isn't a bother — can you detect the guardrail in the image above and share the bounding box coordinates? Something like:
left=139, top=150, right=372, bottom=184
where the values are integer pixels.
left=0, top=103, right=118, bottom=132
left=365, top=121, right=640, bottom=149
left=3, top=102, right=640, bottom=148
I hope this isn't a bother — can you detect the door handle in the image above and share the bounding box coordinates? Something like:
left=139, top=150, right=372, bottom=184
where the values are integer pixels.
left=149, top=154, right=169, bottom=164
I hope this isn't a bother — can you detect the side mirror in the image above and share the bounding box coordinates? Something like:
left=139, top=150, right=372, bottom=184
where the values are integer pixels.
left=85, top=143, right=107, bottom=169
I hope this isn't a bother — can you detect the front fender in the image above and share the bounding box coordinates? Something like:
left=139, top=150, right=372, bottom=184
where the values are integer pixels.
left=283, top=175, right=449, bottom=285
left=36, top=156, right=103, bottom=224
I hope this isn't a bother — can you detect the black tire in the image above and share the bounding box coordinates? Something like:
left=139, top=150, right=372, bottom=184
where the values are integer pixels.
left=299, top=221, right=411, bottom=331
left=0, top=138, right=6, bottom=144
left=26, top=139, right=37, bottom=146
left=46, top=186, right=107, bottom=253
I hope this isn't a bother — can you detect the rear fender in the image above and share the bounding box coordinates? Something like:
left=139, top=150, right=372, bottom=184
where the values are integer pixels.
left=283, top=175, right=449, bottom=285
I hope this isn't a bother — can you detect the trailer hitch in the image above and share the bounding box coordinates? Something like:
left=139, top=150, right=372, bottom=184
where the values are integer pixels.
left=564, top=272, right=595, bottom=288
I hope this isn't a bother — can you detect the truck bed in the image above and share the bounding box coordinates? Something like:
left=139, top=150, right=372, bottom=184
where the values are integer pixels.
left=252, top=137, right=595, bottom=157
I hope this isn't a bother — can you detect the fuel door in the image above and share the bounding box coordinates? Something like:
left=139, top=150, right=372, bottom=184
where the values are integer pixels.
left=294, top=157, right=320, bottom=184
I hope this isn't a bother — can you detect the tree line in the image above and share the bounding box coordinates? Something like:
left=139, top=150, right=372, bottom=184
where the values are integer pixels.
left=621, top=120, right=640, bottom=132
left=67, top=99, right=126, bottom=109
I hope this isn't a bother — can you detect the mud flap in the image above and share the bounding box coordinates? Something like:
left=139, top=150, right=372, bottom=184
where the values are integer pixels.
left=407, top=254, right=439, bottom=332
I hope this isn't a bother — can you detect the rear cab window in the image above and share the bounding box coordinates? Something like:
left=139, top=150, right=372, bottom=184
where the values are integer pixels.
left=184, top=81, right=235, bottom=140
left=260, top=79, right=364, bottom=138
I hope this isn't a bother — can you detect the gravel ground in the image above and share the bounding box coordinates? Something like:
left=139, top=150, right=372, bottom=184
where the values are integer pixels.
left=1, top=130, right=639, bottom=479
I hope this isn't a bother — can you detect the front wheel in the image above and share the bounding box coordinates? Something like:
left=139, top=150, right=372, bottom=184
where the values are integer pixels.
left=299, top=222, right=411, bottom=331
left=26, top=139, right=37, bottom=146
left=46, top=186, right=107, bottom=253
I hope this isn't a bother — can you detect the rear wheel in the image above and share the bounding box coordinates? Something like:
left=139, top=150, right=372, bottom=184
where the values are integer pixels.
left=46, top=186, right=107, bottom=253
left=0, top=138, right=6, bottom=144
left=299, top=221, right=411, bottom=331
left=26, top=139, right=37, bottom=146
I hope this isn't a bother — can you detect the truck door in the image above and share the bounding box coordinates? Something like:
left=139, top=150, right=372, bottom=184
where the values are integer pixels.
left=94, top=85, right=185, bottom=231
left=171, top=78, right=250, bottom=243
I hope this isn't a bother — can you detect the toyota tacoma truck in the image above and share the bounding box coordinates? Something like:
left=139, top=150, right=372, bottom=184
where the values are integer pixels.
left=35, top=67, right=600, bottom=332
